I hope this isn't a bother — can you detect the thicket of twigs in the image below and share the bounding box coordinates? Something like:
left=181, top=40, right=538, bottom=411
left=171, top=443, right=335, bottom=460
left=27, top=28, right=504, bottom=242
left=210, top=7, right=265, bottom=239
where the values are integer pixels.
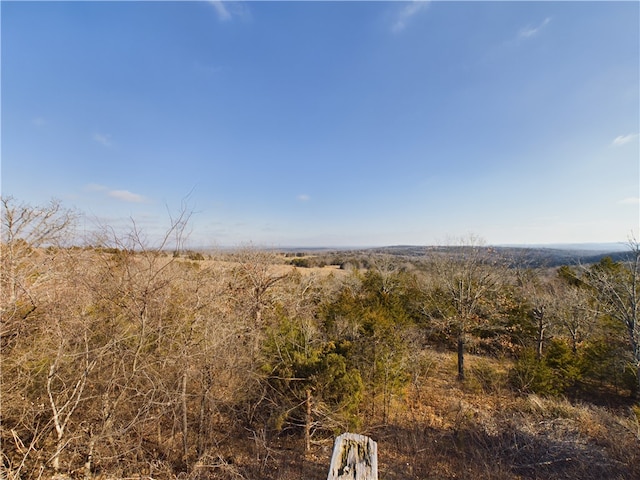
left=2, top=197, right=639, bottom=480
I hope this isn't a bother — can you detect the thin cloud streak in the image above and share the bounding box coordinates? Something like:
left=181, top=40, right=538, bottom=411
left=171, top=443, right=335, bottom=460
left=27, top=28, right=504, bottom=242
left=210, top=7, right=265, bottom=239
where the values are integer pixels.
left=92, top=133, right=113, bottom=147
left=208, top=0, right=231, bottom=21
left=85, top=183, right=148, bottom=203
left=612, top=133, right=639, bottom=147
left=391, top=1, right=430, bottom=33
left=108, top=190, right=147, bottom=203
left=619, top=197, right=640, bottom=205
left=518, top=17, right=551, bottom=39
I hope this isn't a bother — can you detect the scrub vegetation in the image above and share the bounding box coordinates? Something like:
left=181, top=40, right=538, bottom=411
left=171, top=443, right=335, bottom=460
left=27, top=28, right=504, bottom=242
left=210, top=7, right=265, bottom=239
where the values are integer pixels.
left=2, top=196, right=639, bottom=480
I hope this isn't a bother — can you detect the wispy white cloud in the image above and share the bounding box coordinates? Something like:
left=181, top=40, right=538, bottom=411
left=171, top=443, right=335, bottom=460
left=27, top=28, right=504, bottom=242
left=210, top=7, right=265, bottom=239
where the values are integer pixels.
left=32, top=117, right=46, bottom=127
left=92, top=133, right=113, bottom=147
left=297, top=194, right=310, bottom=202
left=108, top=190, right=147, bottom=203
left=85, top=183, right=148, bottom=203
left=518, top=17, right=551, bottom=39
left=391, top=1, right=430, bottom=34
left=611, top=133, right=639, bottom=147
left=619, top=197, right=640, bottom=205
left=208, top=0, right=231, bottom=21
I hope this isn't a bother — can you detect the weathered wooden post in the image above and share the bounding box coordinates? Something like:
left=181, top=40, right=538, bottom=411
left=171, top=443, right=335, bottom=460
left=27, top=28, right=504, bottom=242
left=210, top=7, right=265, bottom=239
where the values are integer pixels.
left=326, top=433, right=378, bottom=480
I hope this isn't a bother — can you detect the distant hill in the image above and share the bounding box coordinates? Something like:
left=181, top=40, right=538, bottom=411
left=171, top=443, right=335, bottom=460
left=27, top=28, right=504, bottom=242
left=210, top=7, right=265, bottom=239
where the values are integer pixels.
left=358, top=244, right=634, bottom=268
left=498, top=242, right=630, bottom=252
left=201, top=243, right=634, bottom=270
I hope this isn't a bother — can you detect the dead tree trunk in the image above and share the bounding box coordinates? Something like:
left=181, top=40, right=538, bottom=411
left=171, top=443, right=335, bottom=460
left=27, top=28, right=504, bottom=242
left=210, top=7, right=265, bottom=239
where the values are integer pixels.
left=326, top=433, right=377, bottom=480
left=457, top=333, right=465, bottom=381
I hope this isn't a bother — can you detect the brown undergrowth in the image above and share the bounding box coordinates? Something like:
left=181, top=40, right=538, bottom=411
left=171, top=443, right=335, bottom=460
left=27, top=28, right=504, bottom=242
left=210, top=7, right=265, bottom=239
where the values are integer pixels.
left=5, top=354, right=638, bottom=480
left=179, top=351, right=640, bottom=480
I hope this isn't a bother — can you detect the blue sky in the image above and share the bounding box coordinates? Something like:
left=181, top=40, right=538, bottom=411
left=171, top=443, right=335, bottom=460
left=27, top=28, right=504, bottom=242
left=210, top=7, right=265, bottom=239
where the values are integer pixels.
left=2, top=1, right=639, bottom=248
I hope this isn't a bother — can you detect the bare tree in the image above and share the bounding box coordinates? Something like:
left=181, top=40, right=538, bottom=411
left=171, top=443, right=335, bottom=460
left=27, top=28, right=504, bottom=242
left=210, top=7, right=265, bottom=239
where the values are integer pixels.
left=1, top=196, right=76, bottom=346
left=515, top=269, right=560, bottom=360
left=229, top=247, right=290, bottom=357
left=46, top=320, right=97, bottom=474
left=1, top=197, right=78, bottom=478
left=75, top=209, right=196, bottom=475
left=556, top=283, right=597, bottom=354
left=582, top=238, right=640, bottom=395
left=427, top=235, right=502, bottom=381
left=369, top=254, right=401, bottom=297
